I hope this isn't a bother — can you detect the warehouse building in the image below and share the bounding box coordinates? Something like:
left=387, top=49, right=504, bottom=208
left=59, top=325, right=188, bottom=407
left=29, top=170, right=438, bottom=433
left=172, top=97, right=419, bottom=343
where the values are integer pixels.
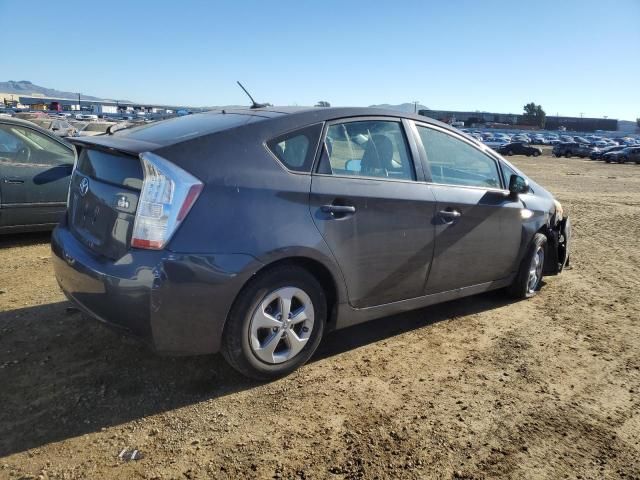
left=418, top=109, right=618, bottom=132
left=14, top=95, right=193, bottom=116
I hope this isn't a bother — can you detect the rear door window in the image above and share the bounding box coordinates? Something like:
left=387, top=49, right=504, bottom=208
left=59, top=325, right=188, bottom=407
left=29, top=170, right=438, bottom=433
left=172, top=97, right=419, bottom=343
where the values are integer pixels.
left=266, top=123, right=323, bottom=172
left=318, top=120, right=415, bottom=181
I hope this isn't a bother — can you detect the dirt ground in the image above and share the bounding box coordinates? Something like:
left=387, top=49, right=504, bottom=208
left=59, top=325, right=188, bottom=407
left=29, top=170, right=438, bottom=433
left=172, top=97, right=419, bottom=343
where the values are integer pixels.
left=1, top=153, right=639, bottom=479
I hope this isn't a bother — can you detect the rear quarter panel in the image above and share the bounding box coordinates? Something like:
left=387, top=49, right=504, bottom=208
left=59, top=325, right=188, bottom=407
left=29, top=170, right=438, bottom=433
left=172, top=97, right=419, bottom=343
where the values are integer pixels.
left=155, top=121, right=348, bottom=303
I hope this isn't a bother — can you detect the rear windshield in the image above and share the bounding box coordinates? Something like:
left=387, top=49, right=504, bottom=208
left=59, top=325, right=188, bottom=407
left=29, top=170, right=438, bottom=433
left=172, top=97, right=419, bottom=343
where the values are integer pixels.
left=77, top=148, right=143, bottom=190
left=114, top=112, right=262, bottom=145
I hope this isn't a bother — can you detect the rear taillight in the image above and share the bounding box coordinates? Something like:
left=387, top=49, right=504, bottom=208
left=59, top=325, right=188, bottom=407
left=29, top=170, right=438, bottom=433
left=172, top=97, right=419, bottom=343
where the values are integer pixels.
left=131, top=152, right=203, bottom=250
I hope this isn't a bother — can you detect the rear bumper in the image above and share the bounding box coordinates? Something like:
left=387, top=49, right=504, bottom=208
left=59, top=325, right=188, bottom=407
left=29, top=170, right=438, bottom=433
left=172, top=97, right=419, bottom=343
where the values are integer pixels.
left=51, top=224, right=261, bottom=355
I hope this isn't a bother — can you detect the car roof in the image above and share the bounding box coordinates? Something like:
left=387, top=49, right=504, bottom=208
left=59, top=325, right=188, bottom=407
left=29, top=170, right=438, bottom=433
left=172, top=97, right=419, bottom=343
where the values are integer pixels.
left=69, top=106, right=463, bottom=154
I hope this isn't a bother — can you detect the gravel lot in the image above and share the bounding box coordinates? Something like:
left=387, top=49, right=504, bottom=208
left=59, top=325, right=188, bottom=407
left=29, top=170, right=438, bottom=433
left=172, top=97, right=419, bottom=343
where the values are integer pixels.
left=1, top=153, right=639, bottom=479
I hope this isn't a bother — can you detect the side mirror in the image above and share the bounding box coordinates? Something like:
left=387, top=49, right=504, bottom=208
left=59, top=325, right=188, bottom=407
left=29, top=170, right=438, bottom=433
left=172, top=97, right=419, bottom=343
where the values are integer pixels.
left=509, top=174, right=530, bottom=196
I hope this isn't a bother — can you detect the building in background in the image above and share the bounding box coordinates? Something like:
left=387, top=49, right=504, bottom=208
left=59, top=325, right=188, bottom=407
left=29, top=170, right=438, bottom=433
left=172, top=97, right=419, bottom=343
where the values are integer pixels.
left=13, top=95, right=193, bottom=116
left=418, top=109, right=618, bottom=132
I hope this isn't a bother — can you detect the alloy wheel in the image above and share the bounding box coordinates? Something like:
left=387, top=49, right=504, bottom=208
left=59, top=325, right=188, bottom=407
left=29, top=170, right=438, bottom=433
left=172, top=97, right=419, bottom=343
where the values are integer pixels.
left=249, top=287, right=315, bottom=364
left=527, top=247, right=545, bottom=294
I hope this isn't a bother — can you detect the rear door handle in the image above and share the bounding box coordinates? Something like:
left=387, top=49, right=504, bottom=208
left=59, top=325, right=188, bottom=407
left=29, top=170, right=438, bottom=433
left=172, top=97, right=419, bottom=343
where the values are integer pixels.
left=322, top=205, right=356, bottom=214
left=438, top=209, right=461, bottom=218
left=2, top=178, right=24, bottom=184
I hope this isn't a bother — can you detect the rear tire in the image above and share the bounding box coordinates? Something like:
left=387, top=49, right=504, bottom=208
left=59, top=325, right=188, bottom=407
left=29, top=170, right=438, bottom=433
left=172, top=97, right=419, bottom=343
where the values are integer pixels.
left=221, top=265, right=326, bottom=380
left=565, top=152, right=571, bottom=158
left=533, top=151, right=540, bottom=157
left=508, top=233, right=547, bottom=299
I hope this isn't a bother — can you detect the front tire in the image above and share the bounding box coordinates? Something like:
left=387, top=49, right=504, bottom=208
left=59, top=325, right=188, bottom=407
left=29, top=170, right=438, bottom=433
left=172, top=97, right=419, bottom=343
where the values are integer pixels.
left=508, top=233, right=547, bottom=299
left=221, top=265, right=326, bottom=380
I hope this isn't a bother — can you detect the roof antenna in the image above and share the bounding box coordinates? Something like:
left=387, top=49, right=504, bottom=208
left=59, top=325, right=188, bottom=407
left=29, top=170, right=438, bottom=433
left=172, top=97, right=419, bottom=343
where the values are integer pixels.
left=237, top=81, right=271, bottom=109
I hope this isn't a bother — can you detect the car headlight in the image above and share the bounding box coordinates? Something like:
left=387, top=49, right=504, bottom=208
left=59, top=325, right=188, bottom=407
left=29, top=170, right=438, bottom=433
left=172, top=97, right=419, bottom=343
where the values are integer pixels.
left=554, top=199, right=564, bottom=220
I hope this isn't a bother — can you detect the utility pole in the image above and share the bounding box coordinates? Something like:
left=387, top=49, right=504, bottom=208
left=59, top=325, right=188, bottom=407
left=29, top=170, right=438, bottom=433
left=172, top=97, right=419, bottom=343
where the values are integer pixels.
left=78, top=93, right=81, bottom=111
left=413, top=100, right=419, bottom=114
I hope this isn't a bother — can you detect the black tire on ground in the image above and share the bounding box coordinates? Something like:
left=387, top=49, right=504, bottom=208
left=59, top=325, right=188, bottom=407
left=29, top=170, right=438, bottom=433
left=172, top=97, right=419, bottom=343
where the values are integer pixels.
left=605, top=159, right=611, bottom=163
left=619, top=156, right=627, bottom=164
left=507, top=233, right=547, bottom=299
left=221, top=264, right=327, bottom=380
left=533, top=151, right=540, bottom=157
left=507, top=150, right=514, bottom=156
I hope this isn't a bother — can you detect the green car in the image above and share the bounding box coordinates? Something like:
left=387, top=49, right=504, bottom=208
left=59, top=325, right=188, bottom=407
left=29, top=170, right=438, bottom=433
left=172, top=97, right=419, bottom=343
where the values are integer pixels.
left=0, top=117, right=75, bottom=233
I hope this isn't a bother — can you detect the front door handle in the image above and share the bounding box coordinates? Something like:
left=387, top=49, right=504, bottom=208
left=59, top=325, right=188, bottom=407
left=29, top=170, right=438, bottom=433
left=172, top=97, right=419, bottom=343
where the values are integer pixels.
left=2, top=178, right=25, bottom=184
left=322, top=205, right=356, bottom=214
left=437, top=209, right=462, bottom=224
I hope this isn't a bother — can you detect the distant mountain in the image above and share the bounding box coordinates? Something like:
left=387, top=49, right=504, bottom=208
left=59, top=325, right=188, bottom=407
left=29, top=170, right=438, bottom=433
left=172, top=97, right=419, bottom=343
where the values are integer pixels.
left=0, top=80, right=128, bottom=102
left=368, top=102, right=429, bottom=113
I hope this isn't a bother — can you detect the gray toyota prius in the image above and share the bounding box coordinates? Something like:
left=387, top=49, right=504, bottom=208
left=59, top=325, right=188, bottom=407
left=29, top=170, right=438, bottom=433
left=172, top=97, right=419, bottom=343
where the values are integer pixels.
left=52, top=107, right=570, bottom=379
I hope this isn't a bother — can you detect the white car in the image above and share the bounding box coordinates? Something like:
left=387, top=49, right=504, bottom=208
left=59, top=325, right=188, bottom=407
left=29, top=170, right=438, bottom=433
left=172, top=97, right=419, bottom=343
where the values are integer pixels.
left=75, top=113, right=98, bottom=121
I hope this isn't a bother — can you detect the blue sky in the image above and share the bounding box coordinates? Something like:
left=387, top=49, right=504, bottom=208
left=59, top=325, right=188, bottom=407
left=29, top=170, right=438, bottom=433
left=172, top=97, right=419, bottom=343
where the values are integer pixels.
left=1, top=0, right=638, bottom=119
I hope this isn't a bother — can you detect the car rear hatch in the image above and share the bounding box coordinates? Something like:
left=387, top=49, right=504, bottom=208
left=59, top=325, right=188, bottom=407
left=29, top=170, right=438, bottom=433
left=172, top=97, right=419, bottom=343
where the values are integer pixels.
left=67, top=144, right=144, bottom=259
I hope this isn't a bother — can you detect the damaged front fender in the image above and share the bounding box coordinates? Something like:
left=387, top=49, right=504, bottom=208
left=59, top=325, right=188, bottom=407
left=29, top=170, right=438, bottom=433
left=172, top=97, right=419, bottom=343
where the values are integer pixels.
left=544, top=215, right=571, bottom=275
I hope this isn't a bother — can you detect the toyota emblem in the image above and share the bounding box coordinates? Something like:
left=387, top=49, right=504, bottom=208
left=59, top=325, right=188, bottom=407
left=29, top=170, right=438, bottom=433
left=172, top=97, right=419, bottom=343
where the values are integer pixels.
left=79, top=177, right=89, bottom=197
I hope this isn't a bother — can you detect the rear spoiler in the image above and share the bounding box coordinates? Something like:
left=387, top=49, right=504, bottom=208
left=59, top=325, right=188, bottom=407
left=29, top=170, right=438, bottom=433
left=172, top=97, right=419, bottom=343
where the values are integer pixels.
left=66, top=135, right=160, bottom=156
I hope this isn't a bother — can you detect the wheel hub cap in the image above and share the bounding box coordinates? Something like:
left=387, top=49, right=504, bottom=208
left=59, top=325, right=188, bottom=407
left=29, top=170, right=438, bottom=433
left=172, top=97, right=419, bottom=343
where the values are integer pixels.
left=527, top=247, right=545, bottom=294
left=249, top=287, right=314, bottom=365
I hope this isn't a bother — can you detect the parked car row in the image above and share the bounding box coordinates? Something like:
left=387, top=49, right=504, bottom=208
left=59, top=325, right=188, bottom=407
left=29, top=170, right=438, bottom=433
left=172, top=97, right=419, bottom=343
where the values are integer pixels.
left=601, top=146, right=640, bottom=164
left=552, top=142, right=640, bottom=163
left=460, top=127, right=640, bottom=153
